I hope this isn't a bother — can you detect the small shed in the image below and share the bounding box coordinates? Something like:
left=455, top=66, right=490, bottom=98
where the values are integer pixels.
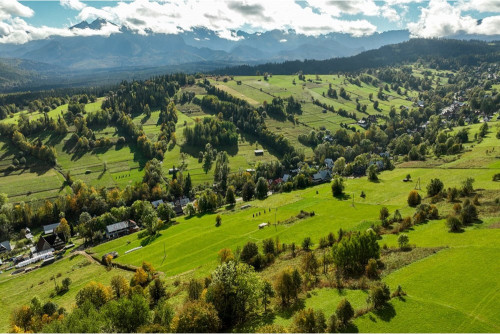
left=258, top=223, right=269, bottom=229
left=254, top=150, right=264, bottom=156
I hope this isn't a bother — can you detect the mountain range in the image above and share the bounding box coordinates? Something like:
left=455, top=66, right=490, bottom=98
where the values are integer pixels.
left=0, top=19, right=499, bottom=91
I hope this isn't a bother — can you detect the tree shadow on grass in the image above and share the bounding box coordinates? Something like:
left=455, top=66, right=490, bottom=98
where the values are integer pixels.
left=275, top=298, right=306, bottom=320
left=372, top=303, right=396, bottom=322
left=140, top=233, right=162, bottom=247
left=234, top=312, right=276, bottom=333
left=141, top=114, right=150, bottom=124
left=334, top=193, right=351, bottom=201
left=340, top=322, right=359, bottom=333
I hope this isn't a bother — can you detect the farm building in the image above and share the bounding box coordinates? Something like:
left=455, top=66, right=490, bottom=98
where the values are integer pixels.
left=0, top=240, right=12, bottom=254
left=43, top=223, right=60, bottom=235
left=254, top=149, right=264, bottom=156
left=36, top=233, right=66, bottom=252
left=258, top=223, right=269, bottom=229
left=105, top=220, right=139, bottom=239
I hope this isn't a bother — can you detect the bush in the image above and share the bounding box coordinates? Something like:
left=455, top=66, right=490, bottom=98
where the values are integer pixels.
left=379, top=207, right=389, bottom=221
left=398, top=234, right=409, bottom=249
left=407, top=190, right=421, bottom=207
left=175, top=301, right=221, bottom=333
left=460, top=200, right=478, bottom=225
left=365, top=258, right=378, bottom=279
left=302, top=237, right=313, bottom=251
left=446, top=215, right=462, bottom=232
left=369, top=283, right=390, bottom=309
left=336, top=298, right=354, bottom=326
left=292, top=308, right=327, bottom=333
left=461, top=177, right=474, bottom=196
left=427, top=178, right=444, bottom=197
left=331, top=177, right=344, bottom=197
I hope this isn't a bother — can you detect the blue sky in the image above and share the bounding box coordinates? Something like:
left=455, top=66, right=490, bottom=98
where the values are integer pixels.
left=1, top=0, right=499, bottom=44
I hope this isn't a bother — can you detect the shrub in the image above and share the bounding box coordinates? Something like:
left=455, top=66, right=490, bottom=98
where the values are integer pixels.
left=460, top=200, right=478, bottom=225
left=447, top=187, right=459, bottom=202
left=365, top=258, right=378, bottom=279
left=292, top=308, right=327, bottom=333
left=336, top=298, right=354, bottom=326
left=379, top=207, right=389, bottom=221
left=427, top=178, right=444, bottom=197
left=302, top=237, right=313, bottom=251
left=446, top=215, right=462, bottom=232
left=398, top=234, right=409, bottom=249
left=461, top=177, right=474, bottom=196
left=407, top=190, right=421, bottom=207
left=331, top=177, right=344, bottom=197
left=369, top=283, right=391, bottom=309
left=175, top=301, right=221, bottom=333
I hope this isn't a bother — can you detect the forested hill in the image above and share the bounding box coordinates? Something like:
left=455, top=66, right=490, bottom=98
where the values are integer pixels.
left=214, top=39, right=500, bottom=75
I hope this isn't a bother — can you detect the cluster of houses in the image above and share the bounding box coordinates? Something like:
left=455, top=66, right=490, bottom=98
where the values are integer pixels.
left=440, top=101, right=466, bottom=119
left=151, top=196, right=191, bottom=216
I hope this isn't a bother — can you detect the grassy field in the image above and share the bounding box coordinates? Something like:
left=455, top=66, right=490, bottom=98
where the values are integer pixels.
left=0, top=74, right=498, bottom=332
left=87, top=122, right=500, bottom=332
left=0, top=254, right=132, bottom=332
left=212, top=74, right=424, bottom=156
left=0, top=95, right=281, bottom=202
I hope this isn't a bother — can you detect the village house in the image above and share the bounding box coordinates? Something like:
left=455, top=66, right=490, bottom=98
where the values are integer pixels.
left=105, top=220, right=139, bottom=239
left=43, top=223, right=60, bottom=235
left=36, top=234, right=65, bottom=252
left=151, top=199, right=164, bottom=208
left=358, top=118, right=368, bottom=128
left=0, top=240, right=12, bottom=254
left=324, top=158, right=334, bottom=169
left=312, top=170, right=332, bottom=184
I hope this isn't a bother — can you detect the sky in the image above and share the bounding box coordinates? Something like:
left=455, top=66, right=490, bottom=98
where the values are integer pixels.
left=0, top=0, right=499, bottom=44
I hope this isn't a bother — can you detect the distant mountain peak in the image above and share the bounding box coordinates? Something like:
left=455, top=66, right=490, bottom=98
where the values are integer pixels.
left=70, top=18, right=114, bottom=30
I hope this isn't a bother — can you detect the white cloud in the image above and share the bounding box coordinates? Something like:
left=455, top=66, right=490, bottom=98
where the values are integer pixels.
left=408, top=0, right=500, bottom=37
left=1, top=0, right=498, bottom=44
left=307, top=0, right=380, bottom=17
left=60, top=0, right=86, bottom=11
left=459, top=0, right=500, bottom=13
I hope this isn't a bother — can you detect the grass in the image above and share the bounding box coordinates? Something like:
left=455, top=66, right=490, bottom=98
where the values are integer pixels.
left=0, top=254, right=132, bottom=332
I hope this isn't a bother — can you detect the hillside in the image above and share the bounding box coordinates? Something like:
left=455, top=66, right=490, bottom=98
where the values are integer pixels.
left=0, top=56, right=499, bottom=333
left=216, top=39, right=500, bottom=75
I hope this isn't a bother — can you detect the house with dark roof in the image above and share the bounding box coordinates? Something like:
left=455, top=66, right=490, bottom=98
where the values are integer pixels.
left=312, top=170, right=332, bottom=184
left=36, top=234, right=65, bottom=252
left=151, top=199, right=164, bottom=208
left=105, top=220, right=138, bottom=239
left=0, top=240, right=12, bottom=254
left=43, top=223, right=60, bottom=235
left=254, top=149, right=264, bottom=156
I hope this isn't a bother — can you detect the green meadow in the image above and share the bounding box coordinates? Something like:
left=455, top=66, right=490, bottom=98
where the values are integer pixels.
left=0, top=254, right=133, bottom=332
left=86, top=123, right=500, bottom=332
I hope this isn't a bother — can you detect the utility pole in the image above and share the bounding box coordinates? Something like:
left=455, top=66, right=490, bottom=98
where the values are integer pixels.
left=275, top=208, right=277, bottom=231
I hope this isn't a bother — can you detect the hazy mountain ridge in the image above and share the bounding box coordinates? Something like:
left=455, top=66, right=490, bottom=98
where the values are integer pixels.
left=0, top=20, right=499, bottom=91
